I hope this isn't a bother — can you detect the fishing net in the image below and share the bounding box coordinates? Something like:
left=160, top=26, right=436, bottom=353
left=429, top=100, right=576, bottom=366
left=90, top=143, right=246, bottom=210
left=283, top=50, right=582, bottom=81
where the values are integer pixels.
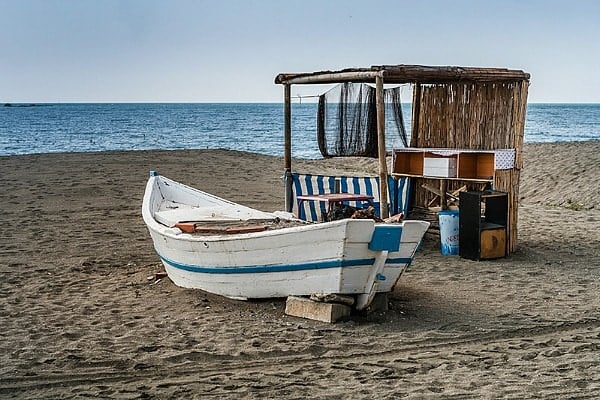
left=317, top=83, right=409, bottom=158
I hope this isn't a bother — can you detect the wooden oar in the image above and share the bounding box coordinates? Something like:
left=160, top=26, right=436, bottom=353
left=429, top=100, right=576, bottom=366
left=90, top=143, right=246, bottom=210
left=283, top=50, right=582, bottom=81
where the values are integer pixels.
left=175, top=222, right=267, bottom=234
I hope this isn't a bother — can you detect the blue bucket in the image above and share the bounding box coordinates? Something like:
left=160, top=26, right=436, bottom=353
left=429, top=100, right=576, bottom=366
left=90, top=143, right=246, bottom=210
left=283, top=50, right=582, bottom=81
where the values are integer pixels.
left=438, top=210, right=459, bottom=255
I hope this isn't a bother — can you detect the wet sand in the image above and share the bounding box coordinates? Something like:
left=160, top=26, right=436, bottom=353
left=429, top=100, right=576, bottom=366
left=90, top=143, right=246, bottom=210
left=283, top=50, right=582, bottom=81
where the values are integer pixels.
left=1, top=141, right=599, bottom=399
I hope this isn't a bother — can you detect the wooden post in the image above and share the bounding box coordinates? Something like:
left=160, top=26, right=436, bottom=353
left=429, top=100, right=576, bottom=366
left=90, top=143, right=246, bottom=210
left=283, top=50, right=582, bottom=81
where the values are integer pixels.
left=284, top=84, right=292, bottom=171
left=375, top=73, right=389, bottom=219
left=440, top=179, right=448, bottom=210
left=284, top=84, right=293, bottom=212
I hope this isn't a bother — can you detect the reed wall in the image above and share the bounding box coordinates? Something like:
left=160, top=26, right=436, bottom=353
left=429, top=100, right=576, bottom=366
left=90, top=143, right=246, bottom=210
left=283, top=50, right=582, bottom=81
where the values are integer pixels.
left=410, top=80, right=529, bottom=252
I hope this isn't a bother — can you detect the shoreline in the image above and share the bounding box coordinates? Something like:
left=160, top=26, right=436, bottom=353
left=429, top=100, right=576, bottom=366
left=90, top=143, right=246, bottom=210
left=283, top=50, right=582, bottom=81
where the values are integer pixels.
left=1, top=139, right=599, bottom=160
left=1, top=140, right=599, bottom=398
left=2, top=141, right=598, bottom=209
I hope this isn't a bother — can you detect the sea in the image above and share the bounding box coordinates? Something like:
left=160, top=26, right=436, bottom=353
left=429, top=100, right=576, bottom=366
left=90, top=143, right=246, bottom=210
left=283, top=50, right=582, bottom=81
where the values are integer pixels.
left=0, top=103, right=598, bottom=158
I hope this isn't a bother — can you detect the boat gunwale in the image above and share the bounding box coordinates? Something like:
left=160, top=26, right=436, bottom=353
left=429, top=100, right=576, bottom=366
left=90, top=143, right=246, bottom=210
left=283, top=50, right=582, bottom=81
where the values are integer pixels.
left=142, top=174, right=377, bottom=242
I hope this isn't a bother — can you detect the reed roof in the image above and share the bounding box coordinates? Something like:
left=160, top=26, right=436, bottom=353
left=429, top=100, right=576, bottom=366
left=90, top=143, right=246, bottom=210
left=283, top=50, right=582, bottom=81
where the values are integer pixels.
left=275, top=64, right=530, bottom=85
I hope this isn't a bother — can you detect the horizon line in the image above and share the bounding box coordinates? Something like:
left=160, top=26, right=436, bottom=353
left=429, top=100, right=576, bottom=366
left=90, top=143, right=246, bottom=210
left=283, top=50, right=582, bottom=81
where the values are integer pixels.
left=3, top=101, right=599, bottom=105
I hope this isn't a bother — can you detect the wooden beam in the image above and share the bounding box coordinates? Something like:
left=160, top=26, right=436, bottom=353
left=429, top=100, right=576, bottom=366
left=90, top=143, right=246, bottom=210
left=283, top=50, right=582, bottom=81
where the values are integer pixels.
left=375, top=73, right=389, bottom=219
left=277, top=71, right=380, bottom=85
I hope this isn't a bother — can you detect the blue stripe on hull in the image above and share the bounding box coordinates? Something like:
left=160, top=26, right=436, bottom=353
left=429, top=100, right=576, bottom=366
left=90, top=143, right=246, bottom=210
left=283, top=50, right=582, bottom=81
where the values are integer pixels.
left=385, top=257, right=413, bottom=264
left=158, top=253, right=377, bottom=274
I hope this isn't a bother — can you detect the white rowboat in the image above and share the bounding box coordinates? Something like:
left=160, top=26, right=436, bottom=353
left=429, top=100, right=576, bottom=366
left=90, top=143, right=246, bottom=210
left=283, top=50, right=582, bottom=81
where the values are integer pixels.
left=142, top=172, right=429, bottom=309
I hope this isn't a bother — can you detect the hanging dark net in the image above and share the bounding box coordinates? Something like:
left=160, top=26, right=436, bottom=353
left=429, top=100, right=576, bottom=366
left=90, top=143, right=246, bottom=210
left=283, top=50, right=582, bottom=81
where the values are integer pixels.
left=317, top=83, right=409, bottom=158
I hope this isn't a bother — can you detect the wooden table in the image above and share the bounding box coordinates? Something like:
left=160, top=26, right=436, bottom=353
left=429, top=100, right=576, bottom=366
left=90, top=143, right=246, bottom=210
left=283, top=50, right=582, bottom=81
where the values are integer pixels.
left=296, top=193, right=375, bottom=219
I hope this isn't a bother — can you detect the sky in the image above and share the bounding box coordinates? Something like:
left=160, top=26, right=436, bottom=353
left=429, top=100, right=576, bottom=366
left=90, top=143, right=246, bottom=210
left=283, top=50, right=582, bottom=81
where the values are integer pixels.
left=1, top=0, right=599, bottom=103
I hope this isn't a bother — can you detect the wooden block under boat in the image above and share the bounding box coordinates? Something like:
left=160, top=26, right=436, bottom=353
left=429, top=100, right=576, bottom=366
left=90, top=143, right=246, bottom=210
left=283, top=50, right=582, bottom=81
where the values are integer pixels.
left=285, top=296, right=351, bottom=323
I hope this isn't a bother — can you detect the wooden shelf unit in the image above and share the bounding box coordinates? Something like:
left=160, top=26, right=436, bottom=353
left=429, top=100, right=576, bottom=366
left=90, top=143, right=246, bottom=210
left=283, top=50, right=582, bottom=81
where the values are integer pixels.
left=392, top=150, right=425, bottom=176
left=456, top=152, right=494, bottom=180
left=391, top=148, right=496, bottom=181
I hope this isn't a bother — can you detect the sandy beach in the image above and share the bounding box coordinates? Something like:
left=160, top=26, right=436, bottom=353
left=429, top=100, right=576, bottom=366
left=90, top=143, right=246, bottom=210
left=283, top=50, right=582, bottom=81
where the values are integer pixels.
left=1, top=141, right=599, bottom=399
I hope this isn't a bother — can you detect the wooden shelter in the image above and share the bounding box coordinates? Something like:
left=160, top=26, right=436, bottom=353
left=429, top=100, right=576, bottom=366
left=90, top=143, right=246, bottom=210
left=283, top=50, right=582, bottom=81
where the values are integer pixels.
left=275, top=64, right=530, bottom=253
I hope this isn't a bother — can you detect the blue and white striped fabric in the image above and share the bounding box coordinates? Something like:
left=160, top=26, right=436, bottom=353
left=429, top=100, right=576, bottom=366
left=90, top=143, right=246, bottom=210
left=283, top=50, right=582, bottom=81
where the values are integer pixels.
left=291, top=173, right=411, bottom=222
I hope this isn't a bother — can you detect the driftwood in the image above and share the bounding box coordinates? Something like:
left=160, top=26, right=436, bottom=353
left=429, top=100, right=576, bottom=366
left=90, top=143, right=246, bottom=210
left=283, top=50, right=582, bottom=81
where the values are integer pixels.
left=351, top=206, right=383, bottom=222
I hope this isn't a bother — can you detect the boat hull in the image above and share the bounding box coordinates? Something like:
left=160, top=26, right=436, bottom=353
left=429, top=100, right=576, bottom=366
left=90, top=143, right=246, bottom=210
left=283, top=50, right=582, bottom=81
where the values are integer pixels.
left=143, top=173, right=429, bottom=299
left=150, top=219, right=385, bottom=298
